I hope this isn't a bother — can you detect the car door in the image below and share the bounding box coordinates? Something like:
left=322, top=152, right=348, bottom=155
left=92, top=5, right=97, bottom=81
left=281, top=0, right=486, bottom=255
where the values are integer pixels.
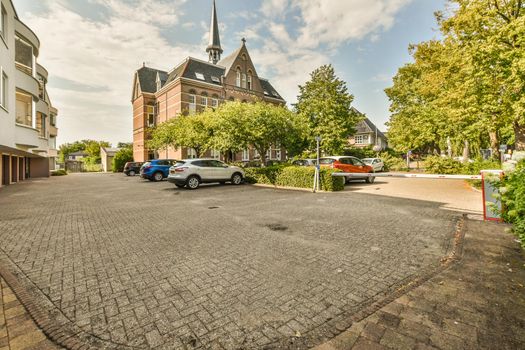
left=339, top=158, right=354, bottom=173
left=350, top=158, right=368, bottom=173
left=209, top=160, right=230, bottom=180
left=191, top=160, right=211, bottom=180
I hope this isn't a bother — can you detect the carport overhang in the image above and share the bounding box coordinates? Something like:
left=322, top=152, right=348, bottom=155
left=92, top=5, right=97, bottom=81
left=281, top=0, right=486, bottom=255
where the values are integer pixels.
left=0, top=145, right=44, bottom=158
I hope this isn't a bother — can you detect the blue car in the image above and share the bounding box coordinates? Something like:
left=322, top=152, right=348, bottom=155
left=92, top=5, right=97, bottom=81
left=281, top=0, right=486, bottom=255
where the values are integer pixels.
left=140, top=159, right=179, bottom=182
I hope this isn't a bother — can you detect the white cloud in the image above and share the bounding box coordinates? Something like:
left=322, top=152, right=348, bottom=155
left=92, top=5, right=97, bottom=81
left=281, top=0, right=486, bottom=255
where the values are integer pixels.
left=21, top=0, right=202, bottom=145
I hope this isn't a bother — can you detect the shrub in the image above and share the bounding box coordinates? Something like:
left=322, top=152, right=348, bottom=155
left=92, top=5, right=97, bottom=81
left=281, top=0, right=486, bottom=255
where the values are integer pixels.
left=379, top=152, right=408, bottom=171
left=343, top=147, right=377, bottom=159
left=83, top=163, right=102, bottom=172
left=112, top=147, right=134, bottom=172
left=424, top=156, right=464, bottom=174
left=51, top=169, right=67, bottom=176
left=500, top=159, right=525, bottom=248
left=245, top=166, right=344, bottom=191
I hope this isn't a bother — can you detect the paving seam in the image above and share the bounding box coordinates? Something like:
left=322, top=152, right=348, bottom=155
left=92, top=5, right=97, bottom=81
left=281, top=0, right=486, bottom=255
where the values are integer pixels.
left=0, top=249, right=141, bottom=350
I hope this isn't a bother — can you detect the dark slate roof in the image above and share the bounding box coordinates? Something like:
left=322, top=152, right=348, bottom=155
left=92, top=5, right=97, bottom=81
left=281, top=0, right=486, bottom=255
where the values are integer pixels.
left=181, top=58, right=225, bottom=85
left=69, top=151, right=88, bottom=156
left=363, top=118, right=387, bottom=139
left=137, top=66, right=167, bottom=93
left=260, top=79, right=284, bottom=100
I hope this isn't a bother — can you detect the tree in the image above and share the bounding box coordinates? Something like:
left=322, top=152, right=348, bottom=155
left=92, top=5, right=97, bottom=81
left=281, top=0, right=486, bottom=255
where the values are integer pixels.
left=295, top=64, right=361, bottom=155
left=112, top=146, right=133, bottom=172
left=58, top=140, right=111, bottom=163
left=148, top=113, right=213, bottom=158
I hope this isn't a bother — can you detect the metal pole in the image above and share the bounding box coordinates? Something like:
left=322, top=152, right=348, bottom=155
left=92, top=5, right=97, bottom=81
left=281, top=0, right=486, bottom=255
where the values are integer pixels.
left=316, top=137, right=321, bottom=192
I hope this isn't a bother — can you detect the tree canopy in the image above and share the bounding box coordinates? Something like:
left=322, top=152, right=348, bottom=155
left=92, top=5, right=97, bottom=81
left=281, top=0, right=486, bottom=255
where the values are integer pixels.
left=386, top=0, right=525, bottom=156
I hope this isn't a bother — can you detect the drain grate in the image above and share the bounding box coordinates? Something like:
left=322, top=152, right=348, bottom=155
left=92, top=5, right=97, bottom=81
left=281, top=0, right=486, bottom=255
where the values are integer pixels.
left=208, top=206, right=219, bottom=210
left=266, top=223, right=288, bottom=231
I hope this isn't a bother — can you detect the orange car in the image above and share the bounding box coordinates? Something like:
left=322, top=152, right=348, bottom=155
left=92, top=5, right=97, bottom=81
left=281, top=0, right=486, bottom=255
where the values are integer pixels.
left=319, top=156, right=375, bottom=183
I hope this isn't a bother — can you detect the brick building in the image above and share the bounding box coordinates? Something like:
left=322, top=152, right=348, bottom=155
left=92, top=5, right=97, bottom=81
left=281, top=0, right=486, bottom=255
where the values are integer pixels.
left=131, top=0, right=285, bottom=162
left=0, top=0, right=59, bottom=188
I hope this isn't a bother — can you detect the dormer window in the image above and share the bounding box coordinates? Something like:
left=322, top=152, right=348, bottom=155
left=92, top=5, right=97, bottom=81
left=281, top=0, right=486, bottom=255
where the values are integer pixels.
left=156, top=75, right=161, bottom=91
left=263, top=90, right=269, bottom=96
left=236, top=69, right=241, bottom=87
left=195, top=72, right=205, bottom=81
left=211, top=76, right=220, bottom=84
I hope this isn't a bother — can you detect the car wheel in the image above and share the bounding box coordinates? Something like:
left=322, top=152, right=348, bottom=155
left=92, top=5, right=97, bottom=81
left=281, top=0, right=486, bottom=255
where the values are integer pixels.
left=366, top=175, right=375, bottom=184
left=153, top=172, right=164, bottom=182
left=231, top=173, right=243, bottom=185
left=129, top=170, right=136, bottom=176
left=186, top=176, right=200, bottom=190
left=175, top=184, right=185, bottom=188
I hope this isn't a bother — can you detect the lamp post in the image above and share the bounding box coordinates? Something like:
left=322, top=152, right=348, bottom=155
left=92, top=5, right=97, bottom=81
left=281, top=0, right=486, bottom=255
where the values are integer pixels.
left=314, top=136, right=322, bottom=193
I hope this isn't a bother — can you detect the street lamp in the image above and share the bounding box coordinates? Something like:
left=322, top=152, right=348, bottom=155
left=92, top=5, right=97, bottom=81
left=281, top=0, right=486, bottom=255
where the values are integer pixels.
left=313, top=136, right=322, bottom=193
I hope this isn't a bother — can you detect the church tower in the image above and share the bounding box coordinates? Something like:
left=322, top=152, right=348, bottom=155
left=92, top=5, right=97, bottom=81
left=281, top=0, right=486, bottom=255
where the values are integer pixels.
left=206, top=0, right=223, bottom=64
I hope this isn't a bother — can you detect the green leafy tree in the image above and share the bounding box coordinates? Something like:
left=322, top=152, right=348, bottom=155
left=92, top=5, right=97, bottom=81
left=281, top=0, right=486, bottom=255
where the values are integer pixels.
left=112, top=147, right=133, bottom=172
left=294, top=64, right=361, bottom=155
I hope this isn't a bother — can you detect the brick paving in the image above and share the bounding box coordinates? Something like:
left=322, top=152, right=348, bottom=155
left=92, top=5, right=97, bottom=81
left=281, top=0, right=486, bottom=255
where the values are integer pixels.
left=314, top=219, right=525, bottom=350
left=0, top=277, right=61, bottom=350
left=0, top=174, right=464, bottom=349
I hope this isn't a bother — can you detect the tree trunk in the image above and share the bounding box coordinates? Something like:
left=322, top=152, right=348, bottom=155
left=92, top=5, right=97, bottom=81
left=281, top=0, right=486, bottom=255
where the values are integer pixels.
left=489, top=131, right=499, bottom=160
left=515, top=121, right=525, bottom=151
left=462, top=140, right=470, bottom=162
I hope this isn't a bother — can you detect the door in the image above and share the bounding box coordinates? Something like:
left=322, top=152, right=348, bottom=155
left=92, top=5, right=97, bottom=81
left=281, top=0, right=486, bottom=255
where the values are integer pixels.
left=2, top=155, right=9, bottom=186
left=208, top=160, right=230, bottom=180
left=350, top=158, right=368, bottom=173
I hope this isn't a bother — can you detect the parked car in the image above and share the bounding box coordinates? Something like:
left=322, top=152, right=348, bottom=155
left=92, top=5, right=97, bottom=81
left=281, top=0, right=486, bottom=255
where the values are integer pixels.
left=123, top=162, right=144, bottom=176
left=319, top=156, right=375, bottom=183
left=292, top=159, right=316, bottom=166
left=362, top=158, right=385, bottom=172
left=140, top=159, right=179, bottom=182
left=168, top=159, right=245, bottom=189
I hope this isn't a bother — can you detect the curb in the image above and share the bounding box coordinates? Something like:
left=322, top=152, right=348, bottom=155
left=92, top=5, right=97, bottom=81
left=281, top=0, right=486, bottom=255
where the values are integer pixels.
left=311, top=215, right=467, bottom=349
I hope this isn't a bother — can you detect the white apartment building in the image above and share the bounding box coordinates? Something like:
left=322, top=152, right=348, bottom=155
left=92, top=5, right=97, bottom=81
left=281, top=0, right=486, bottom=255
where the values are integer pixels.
left=0, top=0, right=58, bottom=187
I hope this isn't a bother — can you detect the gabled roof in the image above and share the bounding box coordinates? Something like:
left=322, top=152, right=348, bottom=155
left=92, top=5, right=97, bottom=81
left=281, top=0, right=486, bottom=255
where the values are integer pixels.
left=351, top=108, right=387, bottom=139
left=259, top=79, right=284, bottom=101
left=101, top=147, right=120, bottom=156
left=217, top=46, right=242, bottom=76
left=69, top=151, right=88, bottom=156
left=136, top=66, right=167, bottom=93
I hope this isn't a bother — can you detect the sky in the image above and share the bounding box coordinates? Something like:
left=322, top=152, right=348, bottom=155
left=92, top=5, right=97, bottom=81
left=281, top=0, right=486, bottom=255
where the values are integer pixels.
left=12, top=0, right=447, bottom=147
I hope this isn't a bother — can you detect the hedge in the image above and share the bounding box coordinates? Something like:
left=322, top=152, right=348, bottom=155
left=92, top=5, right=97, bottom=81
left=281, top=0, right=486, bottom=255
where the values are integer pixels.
left=500, top=159, right=525, bottom=248
left=245, top=166, right=344, bottom=192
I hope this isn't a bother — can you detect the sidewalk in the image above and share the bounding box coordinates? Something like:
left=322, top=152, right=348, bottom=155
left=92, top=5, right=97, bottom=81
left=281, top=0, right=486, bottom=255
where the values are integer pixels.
left=315, top=219, right=525, bottom=350
left=0, top=278, right=60, bottom=350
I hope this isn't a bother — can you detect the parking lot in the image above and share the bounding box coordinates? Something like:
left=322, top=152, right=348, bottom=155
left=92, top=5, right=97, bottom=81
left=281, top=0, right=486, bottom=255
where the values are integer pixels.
left=0, top=173, right=461, bottom=349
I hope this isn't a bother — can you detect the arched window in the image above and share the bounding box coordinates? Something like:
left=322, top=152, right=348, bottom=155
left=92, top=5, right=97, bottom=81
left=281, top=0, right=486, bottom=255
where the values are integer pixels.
left=228, top=96, right=235, bottom=101
left=236, top=69, right=241, bottom=87
left=200, top=92, right=207, bottom=107
left=242, top=73, right=247, bottom=89
left=247, top=71, right=253, bottom=90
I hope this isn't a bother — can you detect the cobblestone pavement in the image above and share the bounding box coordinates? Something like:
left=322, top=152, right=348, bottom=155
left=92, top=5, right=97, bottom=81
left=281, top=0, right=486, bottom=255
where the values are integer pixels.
left=0, top=277, right=61, bottom=350
left=0, top=174, right=460, bottom=349
left=315, top=219, right=525, bottom=350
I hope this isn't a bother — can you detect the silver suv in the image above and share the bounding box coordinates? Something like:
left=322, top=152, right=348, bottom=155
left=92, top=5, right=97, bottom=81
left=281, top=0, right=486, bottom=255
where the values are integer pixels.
left=167, top=159, right=245, bottom=189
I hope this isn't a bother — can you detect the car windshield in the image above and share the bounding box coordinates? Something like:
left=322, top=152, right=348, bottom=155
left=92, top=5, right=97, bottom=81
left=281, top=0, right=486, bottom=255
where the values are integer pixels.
left=319, top=158, right=335, bottom=164
left=142, top=162, right=151, bottom=168
left=173, top=161, right=186, bottom=167
left=362, top=159, right=373, bottom=164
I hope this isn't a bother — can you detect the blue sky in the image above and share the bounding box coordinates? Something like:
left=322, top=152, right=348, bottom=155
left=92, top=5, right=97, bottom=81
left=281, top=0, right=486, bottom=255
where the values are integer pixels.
left=12, top=0, right=447, bottom=146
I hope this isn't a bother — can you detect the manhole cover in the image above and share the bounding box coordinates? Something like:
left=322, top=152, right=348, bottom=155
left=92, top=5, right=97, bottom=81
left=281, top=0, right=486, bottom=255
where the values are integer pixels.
left=208, top=206, right=219, bottom=209
left=266, top=223, right=288, bottom=231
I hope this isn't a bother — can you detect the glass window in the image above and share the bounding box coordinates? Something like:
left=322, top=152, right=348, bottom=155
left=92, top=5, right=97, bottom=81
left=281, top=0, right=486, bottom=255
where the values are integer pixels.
left=188, top=94, right=196, bottom=114
left=355, top=135, right=369, bottom=145
left=146, top=105, right=155, bottom=127
left=211, top=149, right=220, bottom=159
left=319, top=158, right=335, bottom=165
left=211, top=98, right=218, bottom=108
left=16, top=90, right=32, bottom=127
left=201, top=96, right=207, bottom=107
left=236, top=69, right=241, bottom=87
left=209, top=160, right=225, bottom=167
left=247, top=74, right=252, bottom=90
left=38, top=112, right=46, bottom=138
left=187, top=148, right=197, bottom=159
left=0, top=70, right=7, bottom=109
left=15, top=37, right=33, bottom=74
left=0, top=5, right=6, bottom=40
left=242, top=73, right=247, bottom=89
left=195, top=72, right=205, bottom=81
left=242, top=149, right=249, bottom=161
left=211, top=76, right=220, bottom=84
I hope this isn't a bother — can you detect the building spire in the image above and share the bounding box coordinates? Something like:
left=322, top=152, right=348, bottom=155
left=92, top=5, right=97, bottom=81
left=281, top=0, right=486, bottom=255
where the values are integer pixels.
left=206, top=0, right=223, bottom=64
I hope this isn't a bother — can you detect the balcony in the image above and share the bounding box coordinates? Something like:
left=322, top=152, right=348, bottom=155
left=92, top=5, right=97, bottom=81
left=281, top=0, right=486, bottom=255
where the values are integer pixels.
left=49, top=125, right=58, bottom=137
left=15, top=20, right=40, bottom=55
left=15, top=69, right=39, bottom=98
left=15, top=123, right=39, bottom=148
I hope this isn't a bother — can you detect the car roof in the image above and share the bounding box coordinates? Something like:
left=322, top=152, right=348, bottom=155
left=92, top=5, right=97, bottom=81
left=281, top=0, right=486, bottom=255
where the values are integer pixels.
left=320, top=156, right=358, bottom=160
left=181, top=158, right=222, bottom=162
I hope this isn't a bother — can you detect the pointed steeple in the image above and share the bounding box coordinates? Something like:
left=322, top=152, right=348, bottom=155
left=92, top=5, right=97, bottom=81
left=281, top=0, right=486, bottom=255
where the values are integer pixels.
left=206, top=0, right=223, bottom=64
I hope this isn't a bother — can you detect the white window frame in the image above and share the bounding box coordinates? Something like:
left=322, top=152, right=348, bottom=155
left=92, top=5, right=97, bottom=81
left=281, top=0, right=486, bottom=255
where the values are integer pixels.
left=247, top=74, right=252, bottom=90
left=15, top=36, right=35, bottom=76
left=242, top=149, right=249, bottom=161
left=211, top=98, right=218, bottom=108
left=242, top=73, right=247, bottom=89
left=0, top=4, right=7, bottom=41
left=266, top=148, right=272, bottom=160
left=195, top=72, right=205, bottom=81
left=15, top=89, right=34, bottom=127
left=355, top=135, right=369, bottom=145
left=275, top=144, right=281, bottom=160
left=236, top=70, right=241, bottom=87
left=0, top=67, right=7, bottom=110
left=188, top=94, right=196, bottom=114
left=187, top=148, right=197, bottom=159
left=200, top=96, right=207, bottom=107
left=211, top=149, right=220, bottom=160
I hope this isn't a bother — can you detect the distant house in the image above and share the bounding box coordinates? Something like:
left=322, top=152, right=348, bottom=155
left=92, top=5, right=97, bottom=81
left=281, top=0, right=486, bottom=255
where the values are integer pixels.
left=348, top=109, right=388, bottom=150
left=68, top=151, right=88, bottom=160
left=101, top=147, right=120, bottom=172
